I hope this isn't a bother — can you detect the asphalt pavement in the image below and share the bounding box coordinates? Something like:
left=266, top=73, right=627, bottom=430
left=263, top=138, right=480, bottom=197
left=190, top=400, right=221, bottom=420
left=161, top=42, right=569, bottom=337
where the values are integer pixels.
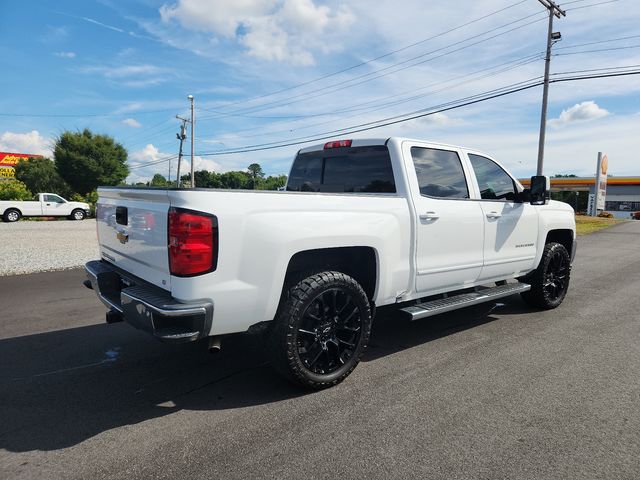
left=1, top=222, right=639, bottom=479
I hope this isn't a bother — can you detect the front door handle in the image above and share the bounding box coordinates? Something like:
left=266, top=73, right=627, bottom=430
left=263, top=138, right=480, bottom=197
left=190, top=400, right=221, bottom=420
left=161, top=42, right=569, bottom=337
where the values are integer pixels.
left=486, top=211, right=502, bottom=219
left=419, top=211, right=439, bottom=221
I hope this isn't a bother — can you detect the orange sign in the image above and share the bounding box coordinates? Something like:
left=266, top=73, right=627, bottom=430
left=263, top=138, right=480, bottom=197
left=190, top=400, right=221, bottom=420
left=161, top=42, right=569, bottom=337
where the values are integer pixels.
left=0, top=152, right=42, bottom=167
left=601, top=154, right=608, bottom=175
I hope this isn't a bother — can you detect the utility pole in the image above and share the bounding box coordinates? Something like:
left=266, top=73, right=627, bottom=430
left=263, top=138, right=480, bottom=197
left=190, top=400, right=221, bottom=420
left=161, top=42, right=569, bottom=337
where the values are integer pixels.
left=188, top=94, right=195, bottom=188
left=175, top=116, right=188, bottom=187
left=536, top=0, right=565, bottom=176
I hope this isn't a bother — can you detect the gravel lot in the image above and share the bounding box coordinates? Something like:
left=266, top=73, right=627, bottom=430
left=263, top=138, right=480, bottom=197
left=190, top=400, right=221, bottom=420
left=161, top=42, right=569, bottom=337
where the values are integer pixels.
left=0, top=220, right=99, bottom=276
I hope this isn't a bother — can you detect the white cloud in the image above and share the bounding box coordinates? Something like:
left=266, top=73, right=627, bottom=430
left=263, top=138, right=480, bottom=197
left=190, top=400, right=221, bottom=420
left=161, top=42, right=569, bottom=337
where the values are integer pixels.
left=122, top=118, right=142, bottom=128
left=549, top=101, right=610, bottom=127
left=54, top=51, right=76, bottom=58
left=158, top=0, right=354, bottom=65
left=78, top=63, right=168, bottom=88
left=0, top=131, right=52, bottom=157
left=82, top=64, right=163, bottom=78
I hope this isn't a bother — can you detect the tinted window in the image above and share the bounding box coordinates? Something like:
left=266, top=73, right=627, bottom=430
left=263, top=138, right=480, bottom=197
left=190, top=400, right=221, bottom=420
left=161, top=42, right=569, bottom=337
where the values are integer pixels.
left=411, top=147, right=468, bottom=199
left=286, top=155, right=322, bottom=192
left=287, top=145, right=395, bottom=193
left=468, top=154, right=517, bottom=201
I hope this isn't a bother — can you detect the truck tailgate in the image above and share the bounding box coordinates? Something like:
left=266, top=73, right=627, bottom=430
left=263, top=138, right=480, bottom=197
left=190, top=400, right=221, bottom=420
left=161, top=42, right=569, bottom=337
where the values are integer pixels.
left=96, top=188, right=171, bottom=290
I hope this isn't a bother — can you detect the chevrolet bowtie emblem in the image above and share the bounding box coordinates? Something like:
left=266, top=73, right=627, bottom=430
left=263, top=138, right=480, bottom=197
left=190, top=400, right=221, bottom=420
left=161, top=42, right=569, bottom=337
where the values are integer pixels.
left=116, top=231, right=129, bottom=244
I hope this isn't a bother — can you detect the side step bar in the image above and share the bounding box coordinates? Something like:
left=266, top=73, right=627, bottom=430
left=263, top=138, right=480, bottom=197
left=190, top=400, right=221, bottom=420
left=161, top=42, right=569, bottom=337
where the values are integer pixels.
left=400, top=283, right=531, bottom=321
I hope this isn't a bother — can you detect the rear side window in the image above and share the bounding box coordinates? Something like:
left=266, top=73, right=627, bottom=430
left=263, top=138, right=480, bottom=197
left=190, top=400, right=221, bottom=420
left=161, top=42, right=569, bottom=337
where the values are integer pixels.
left=410, top=147, right=469, bottom=199
left=287, top=145, right=396, bottom=193
left=468, top=154, right=517, bottom=201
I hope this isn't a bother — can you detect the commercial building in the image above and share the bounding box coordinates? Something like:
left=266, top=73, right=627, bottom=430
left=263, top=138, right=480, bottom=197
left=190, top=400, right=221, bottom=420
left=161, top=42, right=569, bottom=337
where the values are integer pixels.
left=521, top=176, right=640, bottom=218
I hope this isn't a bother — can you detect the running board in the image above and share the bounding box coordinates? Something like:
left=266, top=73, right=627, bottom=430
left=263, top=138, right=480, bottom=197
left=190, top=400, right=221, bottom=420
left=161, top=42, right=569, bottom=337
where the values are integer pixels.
left=400, top=283, right=531, bottom=321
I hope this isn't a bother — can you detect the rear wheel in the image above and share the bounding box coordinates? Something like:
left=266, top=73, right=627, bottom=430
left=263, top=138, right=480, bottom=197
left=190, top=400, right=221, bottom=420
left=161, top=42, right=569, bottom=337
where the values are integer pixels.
left=520, top=242, right=571, bottom=309
left=3, top=209, right=21, bottom=222
left=269, top=271, right=372, bottom=389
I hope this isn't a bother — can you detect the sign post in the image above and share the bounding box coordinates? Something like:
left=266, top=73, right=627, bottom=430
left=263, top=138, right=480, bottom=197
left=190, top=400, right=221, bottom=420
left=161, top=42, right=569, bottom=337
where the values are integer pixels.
left=592, top=152, right=608, bottom=216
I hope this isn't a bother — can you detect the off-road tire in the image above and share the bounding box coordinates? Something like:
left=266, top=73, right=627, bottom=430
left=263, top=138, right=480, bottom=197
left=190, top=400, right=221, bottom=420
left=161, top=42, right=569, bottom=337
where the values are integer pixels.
left=520, top=242, right=571, bottom=309
left=3, top=209, right=21, bottom=222
left=269, top=271, right=372, bottom=389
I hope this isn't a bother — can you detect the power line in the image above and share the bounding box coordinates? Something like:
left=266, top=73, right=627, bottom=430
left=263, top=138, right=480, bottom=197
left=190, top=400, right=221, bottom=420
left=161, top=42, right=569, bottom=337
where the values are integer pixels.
left=199, top=52, right=544, bottom=142
left=555, top=44, right=640, bottom=56
left=197, top=0, right=617, bottom=120
left=201, top=0, right=531, bottom=112
left=193, top=69, right=640, bottom=158
left=202, top=14, right=548, bottom=118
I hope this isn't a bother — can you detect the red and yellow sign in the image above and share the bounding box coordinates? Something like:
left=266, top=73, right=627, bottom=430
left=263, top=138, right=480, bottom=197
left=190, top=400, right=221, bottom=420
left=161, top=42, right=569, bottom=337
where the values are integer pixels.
left=0, top=152, right=42, bottom=167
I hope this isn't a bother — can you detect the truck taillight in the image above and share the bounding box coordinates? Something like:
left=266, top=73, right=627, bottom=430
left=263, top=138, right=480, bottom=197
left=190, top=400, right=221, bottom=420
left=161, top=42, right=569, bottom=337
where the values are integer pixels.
left=168, top=207, right=218, bottom=276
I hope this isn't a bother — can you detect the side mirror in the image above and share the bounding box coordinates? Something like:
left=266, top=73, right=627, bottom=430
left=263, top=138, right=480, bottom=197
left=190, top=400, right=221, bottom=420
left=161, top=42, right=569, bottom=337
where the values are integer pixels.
left=530, top=175, right=550, bottom=205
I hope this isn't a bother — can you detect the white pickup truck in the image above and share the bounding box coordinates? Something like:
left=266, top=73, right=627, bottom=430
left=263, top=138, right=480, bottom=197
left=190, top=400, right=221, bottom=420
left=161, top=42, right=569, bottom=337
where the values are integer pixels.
left=0, top=193, right=90, bottom=222
left=85, top=137, right=576, bottom=388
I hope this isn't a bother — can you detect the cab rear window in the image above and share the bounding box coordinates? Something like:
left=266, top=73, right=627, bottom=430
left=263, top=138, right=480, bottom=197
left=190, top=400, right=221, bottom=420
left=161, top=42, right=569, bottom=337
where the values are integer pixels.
left=286, top=145, right=396, bottom=193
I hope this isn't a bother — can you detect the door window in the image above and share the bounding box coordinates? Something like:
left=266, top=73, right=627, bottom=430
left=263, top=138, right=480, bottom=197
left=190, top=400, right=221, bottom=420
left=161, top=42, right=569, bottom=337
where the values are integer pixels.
left=44, top=195, right=65, bottom=203
left=410, top=147, right=469, bottom=199
left=468, top=154, right=517, bottom=201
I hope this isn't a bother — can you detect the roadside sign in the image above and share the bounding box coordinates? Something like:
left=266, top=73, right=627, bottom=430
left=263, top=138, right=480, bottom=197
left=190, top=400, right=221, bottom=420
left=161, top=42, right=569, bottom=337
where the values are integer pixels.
left=0, top=167, right=16, bottom=179
left=0, top=152, right=42, bottom=181
left=592, top=152, right=608, bottom=215
left=587, top=193, right=595, bottom=216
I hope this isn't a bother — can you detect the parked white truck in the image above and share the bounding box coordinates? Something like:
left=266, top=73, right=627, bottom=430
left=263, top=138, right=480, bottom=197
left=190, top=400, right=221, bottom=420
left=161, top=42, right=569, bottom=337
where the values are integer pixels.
left=0, top=193, right=90, bottom=222
left=85, top=137, right=576, bottom=388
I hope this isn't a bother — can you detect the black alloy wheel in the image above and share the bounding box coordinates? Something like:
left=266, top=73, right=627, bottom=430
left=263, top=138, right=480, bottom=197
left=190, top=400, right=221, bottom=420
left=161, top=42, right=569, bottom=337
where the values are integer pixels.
left=543, top=247, right=569, bottom=303
left=270, top=271, right=372, bottom=389
left=296, top=287, right=363, bottom=375
left=520, top=242, right=571, bottom=309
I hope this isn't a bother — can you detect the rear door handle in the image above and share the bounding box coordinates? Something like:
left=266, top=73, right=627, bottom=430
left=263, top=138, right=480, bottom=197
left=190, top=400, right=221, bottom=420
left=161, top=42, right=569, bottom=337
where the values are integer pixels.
left=419, top=211, right=439, bottom=220
left=486, top=211, right=502, bottom=219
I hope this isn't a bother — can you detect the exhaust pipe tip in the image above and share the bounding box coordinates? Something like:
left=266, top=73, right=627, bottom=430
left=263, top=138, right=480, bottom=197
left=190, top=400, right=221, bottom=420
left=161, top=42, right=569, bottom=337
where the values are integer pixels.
left=208, top=336, right=222, bottom=354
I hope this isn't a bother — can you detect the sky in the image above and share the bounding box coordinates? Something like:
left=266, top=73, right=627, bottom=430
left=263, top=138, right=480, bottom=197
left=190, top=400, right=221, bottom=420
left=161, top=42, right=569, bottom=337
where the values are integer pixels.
left=1, top=0, right=639, bottom=183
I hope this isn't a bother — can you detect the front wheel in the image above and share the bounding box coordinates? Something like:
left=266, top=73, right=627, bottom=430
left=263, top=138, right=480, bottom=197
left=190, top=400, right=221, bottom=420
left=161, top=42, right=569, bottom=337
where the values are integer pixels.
left=269, top=271, right=372, bottom=389
left=520, top=242, right=571, bottom=309
left=70, top=209, right=86, bottom=221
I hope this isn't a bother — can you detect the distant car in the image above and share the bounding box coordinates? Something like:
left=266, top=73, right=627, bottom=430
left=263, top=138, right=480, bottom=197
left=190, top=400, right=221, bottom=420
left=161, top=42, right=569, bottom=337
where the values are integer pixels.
left=0, top=193, right=90, bottom=222
left=619, top=204, right=631, bottom=211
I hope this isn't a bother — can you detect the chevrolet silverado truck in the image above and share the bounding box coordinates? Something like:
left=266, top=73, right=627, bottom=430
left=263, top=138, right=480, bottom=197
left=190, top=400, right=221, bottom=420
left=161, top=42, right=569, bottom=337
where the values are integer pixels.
left=0, top=193, right=90, bottom=222
left=84, top=137, right=576, bottom=389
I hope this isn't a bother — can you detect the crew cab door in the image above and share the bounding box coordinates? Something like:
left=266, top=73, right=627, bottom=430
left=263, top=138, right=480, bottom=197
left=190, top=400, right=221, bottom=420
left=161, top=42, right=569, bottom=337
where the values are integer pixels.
left=41, top=194, right=68, bottom=215
left=466, top=153, right=538, bottom=281
left=403, top=142, right=485, bottom=294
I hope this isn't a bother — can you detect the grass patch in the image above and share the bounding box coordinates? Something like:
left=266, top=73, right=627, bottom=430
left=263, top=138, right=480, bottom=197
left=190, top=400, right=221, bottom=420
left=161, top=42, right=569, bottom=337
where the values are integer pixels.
left=575, top=216, right=626, bottom=235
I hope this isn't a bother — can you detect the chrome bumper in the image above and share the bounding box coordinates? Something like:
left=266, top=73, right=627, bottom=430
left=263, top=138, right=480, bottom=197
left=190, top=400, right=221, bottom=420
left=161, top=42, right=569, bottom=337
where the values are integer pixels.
left=85, top=260, right=213, bottom=343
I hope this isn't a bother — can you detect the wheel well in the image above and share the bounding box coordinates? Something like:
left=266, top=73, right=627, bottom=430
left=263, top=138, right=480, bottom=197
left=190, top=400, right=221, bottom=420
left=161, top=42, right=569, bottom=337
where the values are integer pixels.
left=284, top=247, right=377, bottom=300
left=5, top=208, right=21, bottom=215
left=546, top=229, right=573, bottom=257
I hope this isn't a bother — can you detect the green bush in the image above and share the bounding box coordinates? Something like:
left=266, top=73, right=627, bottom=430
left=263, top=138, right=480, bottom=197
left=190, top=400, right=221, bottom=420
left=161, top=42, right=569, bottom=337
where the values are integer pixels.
left=0, top=180, right=32, bottom=201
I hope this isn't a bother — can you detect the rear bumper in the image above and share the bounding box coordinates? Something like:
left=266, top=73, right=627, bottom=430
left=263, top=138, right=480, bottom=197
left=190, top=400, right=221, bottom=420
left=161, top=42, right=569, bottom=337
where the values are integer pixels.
left=85, top=260, right=213, bottom=343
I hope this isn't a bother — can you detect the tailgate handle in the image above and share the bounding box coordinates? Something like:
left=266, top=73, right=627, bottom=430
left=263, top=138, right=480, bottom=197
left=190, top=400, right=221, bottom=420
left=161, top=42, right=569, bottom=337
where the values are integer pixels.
left=116, top=206, right=128, bottom=226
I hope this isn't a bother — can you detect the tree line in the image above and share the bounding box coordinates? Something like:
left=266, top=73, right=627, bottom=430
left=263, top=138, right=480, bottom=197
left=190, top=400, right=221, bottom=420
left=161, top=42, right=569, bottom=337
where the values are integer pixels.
left=0, top=129, right=287, bottom=203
